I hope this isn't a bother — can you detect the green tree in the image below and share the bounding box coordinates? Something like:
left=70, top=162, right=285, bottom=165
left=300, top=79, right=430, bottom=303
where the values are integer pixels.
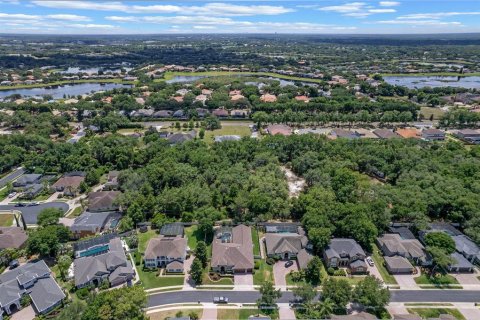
left=257, top=281, right=282, bottom=309
left=427, top=246, right=456, bottom=272
left=204, top=116, right=221, bottom=130
left=322, top=278, right=352, bottom=311
left=37, top=208, right=63, bottom=227
left=199, top=128, right=205, bottom=139
left=127, top=202, right=145, bottom=224
left=354, top=275, right=390, bottom=311
left=57, top=254, right=72, bottom=281
left=305, top=256, right=323, bottom=285
left=291, top=283, right=316, bottom=304
left=308, top=227, right=331, bottom=254
left=189, top=257, right=204, bottom=285
left=26, top=225, right=71, bottom=257
left=195, top=241, right=208, bottom=268
left=81, top=286, right=147, bottom=320
left=424, top=232, right=456, bottom=254
left=56, top=300, right=86, bottom=320
left=198, top=217, right=214, bottom=240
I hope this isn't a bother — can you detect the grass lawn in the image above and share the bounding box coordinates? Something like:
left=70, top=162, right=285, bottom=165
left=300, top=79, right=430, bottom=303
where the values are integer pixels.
left=414, top=273, right=461, bottom=288
left=0, top=214, right=14, bottom=227
left=420, top=107, right=446, bottom=121
left=185, top=225, right=212, bottom=256
left=371, top=243, right=398, bottom=285
left=217, top=308, right=274, bottom=320
left=33, top=193, right=52, bottom=201
left=149, top=308, right=203, bottom=320
left=252, top=228, right=260, bottom=257
left=407, top=308, right=466, bottom=320
left=137, top=268, right=184, bottom=289
left=203, top=126, right=251, bottom=144
left=333, top=275, right=366, bottom=285
left=138, top=229, right=158, bottom=253
left=202, top=273, right=234, bottom=285
left=67, top=206, right=84, bottom=217
left=286, top=272, right=306, bottom=286
left=0, top=187, right=9, bottom=201
left=253, top=260, right=273, bottom=285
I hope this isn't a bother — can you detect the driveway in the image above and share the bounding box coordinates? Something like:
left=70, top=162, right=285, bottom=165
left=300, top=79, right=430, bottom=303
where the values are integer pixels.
left=11, top=305, right=35, bottom=320
left=183, top=255, right=195, bottom=289
left=366, top=259, right=383, bottom=283
left=201, top=304, right=217, bottom=320
left=394, top=273, right=419, bottom=289
left=452, top=271, right=480, bottom=286
left=279, top=304, right=296, bottom=320
left=234, top=273, right=253, bottom=288
left=273, top=260, right=298, bottom=287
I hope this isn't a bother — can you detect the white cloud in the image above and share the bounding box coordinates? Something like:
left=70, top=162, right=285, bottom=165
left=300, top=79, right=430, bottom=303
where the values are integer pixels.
left=32, top=1, right=129, bottom=12
left=379, top=1, right=400, bottom=7
left=319, top=2, right=365, bottom=13
left=68, top=23, right=117, bottom=29
left=369, top=9, right=396, bottom=13
left=398, top=12, right=480, bottom=20
left=376, top=19, right=463, bottom=26
left=47, top=14, right=91, bottom=21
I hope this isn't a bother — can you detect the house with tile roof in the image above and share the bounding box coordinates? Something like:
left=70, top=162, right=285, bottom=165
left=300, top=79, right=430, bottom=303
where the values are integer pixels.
left=211, top=224, right=254, bottom=274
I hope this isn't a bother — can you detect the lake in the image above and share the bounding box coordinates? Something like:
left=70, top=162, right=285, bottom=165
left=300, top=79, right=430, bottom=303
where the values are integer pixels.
left=384, top=75, right=480, bottom=89
left=0, top=82, right=133, bottom=99
left=165, top=75, right=208, bottom=83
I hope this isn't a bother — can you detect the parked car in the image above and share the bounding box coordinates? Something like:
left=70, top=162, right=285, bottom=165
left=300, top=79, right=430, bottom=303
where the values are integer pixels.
left=15, top=203, right=26, bottom=207
left=214, top=297, right=228, bottom=304
left=366, top=257, right=374, bottom=266
left=285, top=260, right=294, bottom=268
left=27, top=202, right=39, bottom=206
left=9, top=259, right=19, bottom=269
left=8, top=192, right=17, bottom=198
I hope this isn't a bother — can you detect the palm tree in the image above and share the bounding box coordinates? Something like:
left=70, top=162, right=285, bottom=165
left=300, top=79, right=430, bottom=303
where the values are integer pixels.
left=317, top=297, right=335, bottom=319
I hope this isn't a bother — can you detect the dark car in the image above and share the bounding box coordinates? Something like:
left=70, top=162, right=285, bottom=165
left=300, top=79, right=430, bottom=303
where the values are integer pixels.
left=9, top=259, right=19, bottom=269
left=15, top=203, right=26, bottom=207
left=285, top=260, right=294, bottom=268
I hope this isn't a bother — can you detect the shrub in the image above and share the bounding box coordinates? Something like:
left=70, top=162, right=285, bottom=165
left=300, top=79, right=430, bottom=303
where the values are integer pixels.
left=76, top=287, right=90, bottom=300
left=254, top=260, right=261, bottom=269
left=334, top=269, right=347, bottom=277
left=100, top=280, right=110, bottom=290
left=327, top=267, right=335, bottom=275
left=266, top=258, right=276, bottom=265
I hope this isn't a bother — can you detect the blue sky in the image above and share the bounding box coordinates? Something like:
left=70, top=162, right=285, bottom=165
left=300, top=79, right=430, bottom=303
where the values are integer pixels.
left=0, top=0, right=479, bottom=34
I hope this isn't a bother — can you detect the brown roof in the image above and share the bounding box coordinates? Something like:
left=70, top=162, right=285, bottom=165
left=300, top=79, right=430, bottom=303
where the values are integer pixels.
left=52, top=176, right=85, bottom=189
left=211, top=224, right=254, bottom=271
left=231, top=94, right=246, bottom=101
left=0, top=227, right=28, bottom=249
left=296, top=248, right=314, bottom=270
left=172, top=96, right=184, bottom=103
left=295, top=95, right=310, bottom=102
left=331, top=312, right=376, bottom=320
left=212, top=109, right=229, bottom=117
left=396, top=128, right=420, bottom=139
left=267, top=124, right=292, bottom=136
left=87, top=191, right=121, bottom=211
left=260, top=94, right=277, bottom=103
left=144, top=236, right=187, bottom=260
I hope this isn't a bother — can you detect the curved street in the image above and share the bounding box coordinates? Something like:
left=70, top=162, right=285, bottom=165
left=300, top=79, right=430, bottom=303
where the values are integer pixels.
left=147, top=290, right=480, bottom=308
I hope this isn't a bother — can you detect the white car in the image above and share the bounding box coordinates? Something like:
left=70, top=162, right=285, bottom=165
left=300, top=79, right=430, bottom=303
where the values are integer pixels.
left=366, top=257, right=374, bottom=267
left=8, top=192, right=17, bottom=198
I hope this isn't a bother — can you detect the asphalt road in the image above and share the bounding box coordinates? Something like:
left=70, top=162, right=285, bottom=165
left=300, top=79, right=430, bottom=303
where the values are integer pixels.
left=0, top=202, right=69, bottom=224
left=0, top=167, right=25, bottom=188
left=148, top=290, right=480, bottom=308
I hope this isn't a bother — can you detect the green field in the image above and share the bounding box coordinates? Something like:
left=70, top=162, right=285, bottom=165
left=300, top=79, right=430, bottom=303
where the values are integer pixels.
left=202, top=126, right=252, bottom=144
left=252, top=228, right=260, bottom=257
left=185, top=225, right=212, bottom=256
left=67, top=206, right=84, bottom=218
left=407, top=308, right=466, bottom=320
left=0, top=214, right=14, bottom=227
left=0, top=78, right=134, bottom=91
left=371, top=244, right=398, bottom=285
left=0, top=187, right=10, bottom=201
left=137, top=268, right=184, bottom=289
left=138, top=229, right=158, bottom=253
left=253, top=260, right=273, bottom=285
left=149, top=308, right=203, bottom=320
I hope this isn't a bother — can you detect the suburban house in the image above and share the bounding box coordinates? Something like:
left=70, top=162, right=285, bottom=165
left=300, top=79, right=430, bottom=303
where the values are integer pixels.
left=384, top=256, right=415, bottom=274
left=211, top=224, right=254, bottom=274
left=87, top=191, right=121, bottom=212
left=330, top=129, right=361, bottom=140
left=0, top=260, right=65, bottom=316
left=23, top=184, right=44, bottom=199
left=70, top=211, right=121, bottom=239
left=74, top=237, right=134, bottom=288
left=143, top=236, right=187, bottom=272
left=260, top=93, right=277, bottom=103
left=73, top=233, right=118, bottom=258
left=13, top=174, right=42, bottom=187
left=212, top=108, right=229, bottom=118
left=377, top=233, right=431, bottom=267
left=422, top=129, right=446, bottom=141
left=266, top=124, right=293, bottom=136
left=323, top=238, right=368, bottom=274
left=103, top=171, right=120, bottom=190
left=51, top=172, right=86, bottom=196
left=373, top=129, right=401, bottom=139
left=264, top=233, right=309, bottom=260
left=419, top=223, right=480, bottom=272
left=166, top=131, right=196, bottom=145
left=296, top=248, right=314, bottom=270
left=0, top=227, right=28, bottom=249
left=331, top=312, right=377, bottom=320
left=396, top=128, right=420, bottom=139
left=455, top=129, right=480, bottom=144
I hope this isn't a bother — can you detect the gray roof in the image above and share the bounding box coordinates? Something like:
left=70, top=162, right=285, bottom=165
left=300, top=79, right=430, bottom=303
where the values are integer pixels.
left=13, top=174, right=42, bottom=186
left=384, top=256, right=414, bottom=270
left=0, top=260, right=64, bottom=314
left=0, top=227, right=28, bottom=249
left=393, top=315, right=422, bottom=320
left=373, top=129, right=401, bottom=139
left=144, top=236, right=187, bottom=260
left=70, top=211, right=121, bottom=233
left=297, top=248, right=314, bottom=270
left=167, top=131, right=196, bottom=144
left=449, top=252, right=474, bottom=270
left=29, top=277, right=65, bottom=313
left=350, top=259, right=367, bottom=269
left=211, top=224, right=254, bottom=271
left=378, top=234, right=427, bottom=260
left=265, top=233, right=307, bottom=256
left=389, top=226, right=416, bottom=240
left=325, top=238, right=366, bottom=260
left=452, top=235, right=480, bottom=257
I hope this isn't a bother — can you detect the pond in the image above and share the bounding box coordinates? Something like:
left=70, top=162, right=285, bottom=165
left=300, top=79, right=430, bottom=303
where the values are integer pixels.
left=0, top=82, right=133, bottom=99
left=57, top=67, right=133, bottom=74
left=165, top=75, right=208, bottom=83
left=384, top=75, right=480, bottom=89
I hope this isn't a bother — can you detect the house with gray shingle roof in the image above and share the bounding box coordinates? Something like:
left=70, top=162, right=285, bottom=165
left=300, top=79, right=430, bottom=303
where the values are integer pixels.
left=144, top=236, right=187, bottom=272
left=377, top=233, right=431, bottom=267
left=323, top=238, right=367, bottom=274
left=384, top=256, right=415, bottom=274
left=0, top=227, right=28, bottom=249
left=0, top=260, right=65, bottom=316
left=73, top=237, right=134, bottom=288
left=264, top=233, right=308, bottom=260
